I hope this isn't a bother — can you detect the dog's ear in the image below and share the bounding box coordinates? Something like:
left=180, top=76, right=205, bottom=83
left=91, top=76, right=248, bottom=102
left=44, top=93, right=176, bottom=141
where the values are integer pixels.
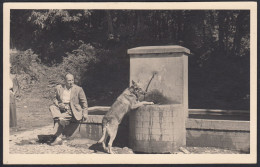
left=132, top=80, right=136, bottom=86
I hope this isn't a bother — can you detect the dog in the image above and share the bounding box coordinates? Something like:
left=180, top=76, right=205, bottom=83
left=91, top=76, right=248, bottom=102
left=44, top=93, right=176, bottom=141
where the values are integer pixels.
left=98, top=80, right=154, bottom=154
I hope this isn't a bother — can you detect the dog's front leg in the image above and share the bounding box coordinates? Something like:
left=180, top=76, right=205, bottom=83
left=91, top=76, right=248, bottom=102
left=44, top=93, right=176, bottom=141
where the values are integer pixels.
left=131, top=101, right=154, bottom=110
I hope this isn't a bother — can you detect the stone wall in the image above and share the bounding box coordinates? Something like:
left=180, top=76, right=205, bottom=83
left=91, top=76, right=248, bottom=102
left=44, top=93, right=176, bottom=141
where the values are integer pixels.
left=186, top=119, right=250, bottom=152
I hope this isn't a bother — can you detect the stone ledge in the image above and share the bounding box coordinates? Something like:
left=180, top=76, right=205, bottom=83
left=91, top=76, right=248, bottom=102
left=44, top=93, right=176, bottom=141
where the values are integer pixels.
left=186, top=119, right=250, bottom=131
left=128, top=45, right=190, bottom=55
left=84, top=114, right=103, bottom=124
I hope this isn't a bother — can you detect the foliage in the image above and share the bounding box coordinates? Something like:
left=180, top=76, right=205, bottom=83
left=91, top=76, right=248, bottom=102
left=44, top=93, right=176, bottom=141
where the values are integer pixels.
left=10, top=10, right=250, bottom=109
left=10, top=49, right=44, bottom=83
left=58, top=43, right=98, bottom=84
left=10, top=49, right=38, bottom=74
left=10, top=49, right=46, bottom=91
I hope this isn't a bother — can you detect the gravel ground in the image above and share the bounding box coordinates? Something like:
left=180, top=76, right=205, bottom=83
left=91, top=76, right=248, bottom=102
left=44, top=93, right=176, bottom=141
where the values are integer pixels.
left=9, top=125, right=241, bottom=154
left=9, top=125, right=135, bottom=154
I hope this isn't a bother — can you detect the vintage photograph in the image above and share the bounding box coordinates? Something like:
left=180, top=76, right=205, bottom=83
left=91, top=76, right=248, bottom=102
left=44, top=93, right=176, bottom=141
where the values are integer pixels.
left=3, top=2, right=257, bottom=164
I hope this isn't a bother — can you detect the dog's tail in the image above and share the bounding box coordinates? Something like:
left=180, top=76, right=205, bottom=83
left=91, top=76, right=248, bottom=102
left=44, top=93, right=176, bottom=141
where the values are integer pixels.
left=98, top=126, right=107, bottom=143
left=98, top=119, right=108, bottom=143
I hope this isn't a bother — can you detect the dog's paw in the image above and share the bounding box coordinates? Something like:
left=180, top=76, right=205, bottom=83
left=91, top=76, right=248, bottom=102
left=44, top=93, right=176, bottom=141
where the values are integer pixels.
left=109, top=150, right=115, bottom=154
left=144, top=102, right=154, bottom=105
left=104, top=147, right=109, bottom=152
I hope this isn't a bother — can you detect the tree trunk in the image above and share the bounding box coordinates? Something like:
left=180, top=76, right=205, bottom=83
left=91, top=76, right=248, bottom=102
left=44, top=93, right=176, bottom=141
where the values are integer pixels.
left=106, top=11, right=114, bottom=37
left=177, top=10, right=184, bottom=41
left=218, top=11, right=226, bottom=54
left=136, top=11, right=144, bottom=33
left=233, top=11, right=248, bottom=56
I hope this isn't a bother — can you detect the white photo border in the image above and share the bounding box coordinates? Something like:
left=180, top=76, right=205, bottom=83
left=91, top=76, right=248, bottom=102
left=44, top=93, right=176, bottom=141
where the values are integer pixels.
left=3, top=2, right=257, bottom=164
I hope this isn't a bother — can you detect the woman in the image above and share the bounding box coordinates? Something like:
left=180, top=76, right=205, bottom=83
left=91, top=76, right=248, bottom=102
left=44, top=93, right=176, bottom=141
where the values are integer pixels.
left=10, top=74, right=19, bottom=127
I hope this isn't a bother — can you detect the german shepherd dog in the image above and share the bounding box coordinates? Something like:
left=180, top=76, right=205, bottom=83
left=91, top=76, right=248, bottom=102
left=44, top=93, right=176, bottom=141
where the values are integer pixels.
left=98, top=80, right=154, bottom=154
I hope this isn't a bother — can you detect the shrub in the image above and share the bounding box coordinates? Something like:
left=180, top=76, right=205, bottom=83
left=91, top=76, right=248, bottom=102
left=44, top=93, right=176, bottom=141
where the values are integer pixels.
left=10, top=49, right=40, bottom=74
left=51, top=43, right=99, bottom=85
left=10, top=49, right=44, bottom=89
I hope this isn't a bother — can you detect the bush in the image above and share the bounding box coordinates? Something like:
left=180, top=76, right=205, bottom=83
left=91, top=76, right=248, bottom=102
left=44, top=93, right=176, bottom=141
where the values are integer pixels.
left=10, top=49, right=40, bottom=74
left=47, top=43, right=99, bottom=85
left=10, top=49, right=45, bottom=89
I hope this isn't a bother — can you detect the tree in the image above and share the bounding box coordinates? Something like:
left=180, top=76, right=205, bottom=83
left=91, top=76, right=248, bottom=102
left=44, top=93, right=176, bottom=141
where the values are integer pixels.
left=10, top=9, right=250, bottom=109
